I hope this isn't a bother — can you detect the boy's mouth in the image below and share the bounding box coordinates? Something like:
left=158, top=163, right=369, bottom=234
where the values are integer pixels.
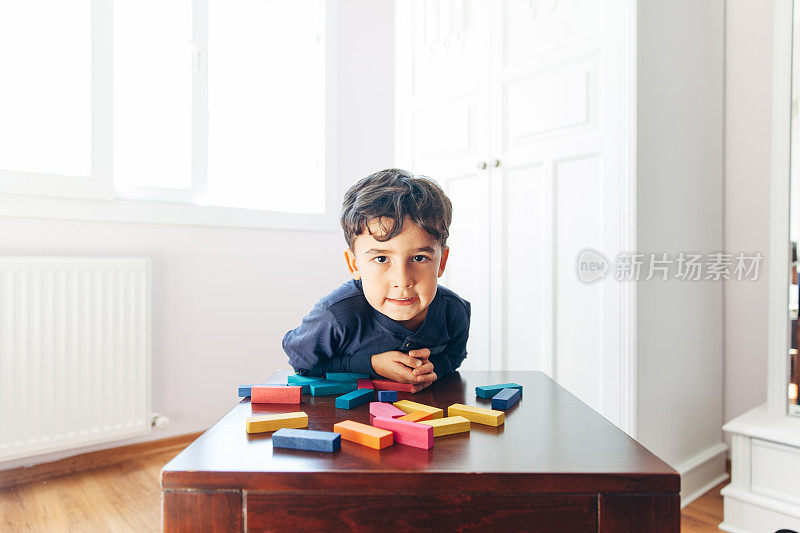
left=386, top=296, right=418, bottom=306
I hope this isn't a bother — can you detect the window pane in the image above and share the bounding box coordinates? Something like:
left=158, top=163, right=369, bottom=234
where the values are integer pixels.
left=114, top=0, right=191, bottom=189
left=207, top=0, right=325, bottom=213
left=0, top=0, right=91, bottom=176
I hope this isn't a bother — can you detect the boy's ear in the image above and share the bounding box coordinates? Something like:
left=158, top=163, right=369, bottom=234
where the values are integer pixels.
left=437, top=246, right=450, bottom=277
left=344, top=248, right=361, bottom=280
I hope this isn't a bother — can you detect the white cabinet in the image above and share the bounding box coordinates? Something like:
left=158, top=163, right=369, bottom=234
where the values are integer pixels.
left=722, top=1, right=800, bottom=530
left=396, top=0, right=727, bottom=508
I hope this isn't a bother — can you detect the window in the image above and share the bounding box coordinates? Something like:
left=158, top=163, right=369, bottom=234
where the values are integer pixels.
left=0, top=0, right=336, bottom=229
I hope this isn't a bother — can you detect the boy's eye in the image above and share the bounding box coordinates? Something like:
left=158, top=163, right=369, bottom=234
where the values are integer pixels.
left=372, top=256, right=388, bottom=264
left=412, top=255, right=430, bottom=262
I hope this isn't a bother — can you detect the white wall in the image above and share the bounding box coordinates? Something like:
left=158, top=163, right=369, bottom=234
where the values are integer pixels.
left=635, top=0, right=725, bottom=476
left=0, top=0, right=395, bottom=470
left=722, top=0, right=772, bottom=432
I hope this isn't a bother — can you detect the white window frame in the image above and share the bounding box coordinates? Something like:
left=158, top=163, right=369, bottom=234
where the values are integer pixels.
left=0, top=0, right=339, bottom=232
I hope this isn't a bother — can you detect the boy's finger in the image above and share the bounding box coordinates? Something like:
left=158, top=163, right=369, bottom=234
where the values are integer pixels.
left=397, top=353, right=422, bottom=368
left=411, top=381, right=432, bottom=394
left=412, top=362, right=434, bottom=376
left=416, top=371, right=437, bottom=383
left=409, top=348, right=430, bottom=359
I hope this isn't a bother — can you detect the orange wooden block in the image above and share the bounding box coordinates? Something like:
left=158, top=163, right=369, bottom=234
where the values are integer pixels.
left=397, top=411, right=436, bottom=422
left=251, top=386, right=302, bottom=404
left=333, top=420, right=393, bottom=450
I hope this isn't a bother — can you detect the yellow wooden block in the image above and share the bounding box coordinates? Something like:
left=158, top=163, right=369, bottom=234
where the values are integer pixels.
left=419, top=416, right=470, bottom=437
left=397, top=411, right=436, bottom=422
left=448, top=403, right=504, bottom=427
left=392, top=400, right=443, bottom=419
left=246, top=412, right=308, bottom=434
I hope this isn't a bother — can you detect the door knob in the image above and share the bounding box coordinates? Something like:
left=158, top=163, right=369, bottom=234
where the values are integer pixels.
left=476, top=161, right=487, bottom=170
left=491, top=159, right=501, bottom=167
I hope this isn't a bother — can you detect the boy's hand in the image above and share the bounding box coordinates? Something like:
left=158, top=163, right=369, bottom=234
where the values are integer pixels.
left=408, top=348, right=434, bottom=377
left=371, top=350, right=437, bottom=385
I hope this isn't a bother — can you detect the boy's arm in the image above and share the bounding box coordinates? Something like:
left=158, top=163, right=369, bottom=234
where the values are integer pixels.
left=282, top=302, right=375, bottom=377
left=428, top=299, right=471, bottom=379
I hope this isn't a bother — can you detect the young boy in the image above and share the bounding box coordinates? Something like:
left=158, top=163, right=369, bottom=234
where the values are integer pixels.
left=282, top=168, right=471, bottom=392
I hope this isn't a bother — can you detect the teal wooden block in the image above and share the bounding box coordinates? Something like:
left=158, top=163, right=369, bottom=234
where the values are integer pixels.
left=335, top=388, right=374, bottom=409
left=287, top=374, right=324, bottom=393
left=475, top=383, right=523, bottom=399
left=308, top=380, right=358, bottom=396
left=325, top=372, right=370, bottom=382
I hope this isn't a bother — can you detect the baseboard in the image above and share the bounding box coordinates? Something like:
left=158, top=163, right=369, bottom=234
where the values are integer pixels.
left=0, top=431, right=203, bottom=491
left=676, top=441, right=729, bottom=508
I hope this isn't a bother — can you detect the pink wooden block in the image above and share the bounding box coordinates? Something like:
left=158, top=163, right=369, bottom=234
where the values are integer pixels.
left=371, top=379, right=415, bottom=392
left=369, top=402, right=405, bottom=418
left=372, top=416, right=434, bottom=450
left=357, top=379, right=374, bottom=389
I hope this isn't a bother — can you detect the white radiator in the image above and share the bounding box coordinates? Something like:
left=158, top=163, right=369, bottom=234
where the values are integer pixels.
left=0, top=257, right=151, bottom=462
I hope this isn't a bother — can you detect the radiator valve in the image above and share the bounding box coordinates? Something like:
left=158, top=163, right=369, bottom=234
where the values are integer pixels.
left=151, top=413, right=170, bottom=430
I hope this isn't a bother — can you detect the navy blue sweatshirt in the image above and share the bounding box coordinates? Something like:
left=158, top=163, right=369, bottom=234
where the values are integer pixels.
left=282, top=279, right=471, bottom=379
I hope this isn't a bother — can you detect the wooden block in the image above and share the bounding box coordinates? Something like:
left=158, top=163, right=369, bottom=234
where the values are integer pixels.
left=447, top=403, right=505, bottom=427
left=357, top=378, right=374, bottom=389
left=372, top=417, right=434, bottom=449
left=333, top=420, right=393, bottom=450
left=326, top=372, right=370, bottom=382
left=251, top=386, right=302, bottom=404
left=397, top=411, right=435, bottom=422
left=369, top=402, right=406, bottom=418
left=246, top=412, right=308, bottom=434
left=371, top=379, right=415, bottom=392
left=271, top=428, right=341, bottom=452
left=287, top=374, right=323, bottom=393
left=308, top=380, right=358, bottom=396
left=419, top=416, right=471, bottom=437
left=377, top=390, right=397, bottom=403
left=475, top=383, right=523, bottom=399
left=238, top=384, right=266, bottom=397
left=393, top=400, right=443, bottom=419
left=491, top=387, right=521, bottom=410
left=335, top=388, right=374, bottom=409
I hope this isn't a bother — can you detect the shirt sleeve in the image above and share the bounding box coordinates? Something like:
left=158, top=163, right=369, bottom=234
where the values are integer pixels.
left=429, top=299, right=471, bottom=378
left=281, top=302, right=375, bottom=377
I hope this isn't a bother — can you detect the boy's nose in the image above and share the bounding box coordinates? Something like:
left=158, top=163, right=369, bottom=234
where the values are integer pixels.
left=391, top=264, right=414, bottom=288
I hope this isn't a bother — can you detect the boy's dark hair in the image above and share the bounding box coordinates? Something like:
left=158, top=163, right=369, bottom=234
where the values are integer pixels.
left=341, top=168, right=453, bottom=250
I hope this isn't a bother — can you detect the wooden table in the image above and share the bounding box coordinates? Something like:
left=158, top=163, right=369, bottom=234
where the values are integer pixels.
left=161, top=370, right=679, bottom=532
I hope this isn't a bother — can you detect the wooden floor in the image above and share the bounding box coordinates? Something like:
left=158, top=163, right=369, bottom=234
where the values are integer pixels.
left=0, top=446, right=726, bottom=532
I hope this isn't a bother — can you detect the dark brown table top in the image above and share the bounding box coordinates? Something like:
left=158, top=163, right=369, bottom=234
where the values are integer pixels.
left=162, top=370, right=679, bottom=495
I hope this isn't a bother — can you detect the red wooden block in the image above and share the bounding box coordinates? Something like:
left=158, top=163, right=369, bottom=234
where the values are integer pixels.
left=372, top=416, right=434, bottom=449
left=251, top=386, right=302, bottom=404
left=371, top=379, right=415, bottom=392
left=357, top=379, right=374, bottom=389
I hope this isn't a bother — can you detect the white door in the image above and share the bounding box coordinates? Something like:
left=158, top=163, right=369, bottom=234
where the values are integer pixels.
left=395, top=0, right=492, bottom=371
left=396, top=0, right=634, bottom=430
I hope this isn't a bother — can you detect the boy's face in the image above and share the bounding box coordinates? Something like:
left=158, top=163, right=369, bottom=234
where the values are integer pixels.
left=344, top=216, right=449, bottom=331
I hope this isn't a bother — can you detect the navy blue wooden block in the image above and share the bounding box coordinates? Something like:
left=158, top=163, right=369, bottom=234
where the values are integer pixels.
left=335, top=388, right=374, bottom=409
left=238, top=384, right=270, bottom=397
left=476, top=383, right=523, bottom=399
left=271, top=428, right=341, bottom=452
left=377, top=390, right=397, bottom=403
left=491, top=387, right=521, bottom=409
